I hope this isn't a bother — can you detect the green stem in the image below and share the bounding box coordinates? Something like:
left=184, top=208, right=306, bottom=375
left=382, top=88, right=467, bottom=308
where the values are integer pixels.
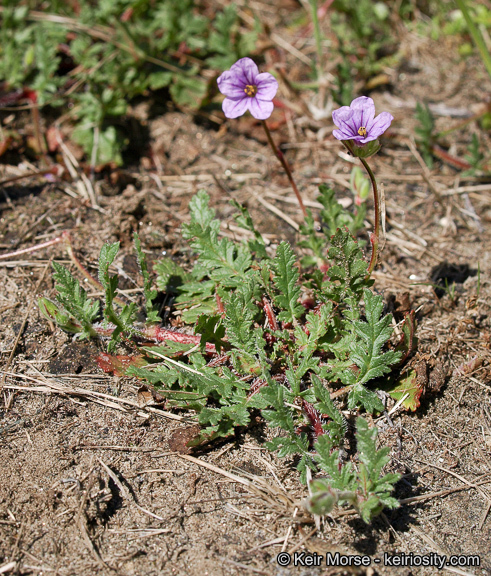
left=261, top=120, right=307, bottom=218
left=454, top=0, right=491, bottom=81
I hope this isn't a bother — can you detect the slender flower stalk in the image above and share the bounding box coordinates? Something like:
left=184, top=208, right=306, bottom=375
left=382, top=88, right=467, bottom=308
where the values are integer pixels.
left=341, top=141, right=380, bottom=277
left=261, top=120, right=307, bottom=218
left=333, top=96, right=393, bottom=277
left=217, top=57, right=306, bottom=218
left=359, top=156, right=380, bottom=276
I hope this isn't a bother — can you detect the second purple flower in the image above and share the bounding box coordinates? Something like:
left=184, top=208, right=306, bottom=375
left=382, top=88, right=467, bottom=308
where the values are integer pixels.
left=332, top=96, right=393, bottom=145
left=217, top=58, right=278, bottom=120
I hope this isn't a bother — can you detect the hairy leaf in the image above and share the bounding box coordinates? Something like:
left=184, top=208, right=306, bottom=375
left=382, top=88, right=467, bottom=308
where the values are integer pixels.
left=134, top=232, right=160, bottom=323
left=51, top=261, right=99, bottom=338
left=272, top=242, right=304, bottom=322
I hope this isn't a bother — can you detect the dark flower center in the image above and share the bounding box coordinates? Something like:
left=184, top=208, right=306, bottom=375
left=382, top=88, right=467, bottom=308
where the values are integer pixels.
left=358, top=126, right=367, bottom=137
left=244, top=84, right=258, bottom=97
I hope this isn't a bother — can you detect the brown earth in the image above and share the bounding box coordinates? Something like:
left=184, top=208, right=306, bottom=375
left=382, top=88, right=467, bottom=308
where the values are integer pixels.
left=1, top=11, right=491, bottom=576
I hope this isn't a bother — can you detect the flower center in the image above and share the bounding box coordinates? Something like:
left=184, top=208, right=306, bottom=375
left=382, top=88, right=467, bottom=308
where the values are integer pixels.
left=244, top=84, right=258, bottom=97
left=358, top=126, right=367, bottom=137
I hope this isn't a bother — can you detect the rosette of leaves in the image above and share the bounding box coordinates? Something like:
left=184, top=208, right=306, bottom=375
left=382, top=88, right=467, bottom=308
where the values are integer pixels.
left=39, top=188, right=407, bottom=522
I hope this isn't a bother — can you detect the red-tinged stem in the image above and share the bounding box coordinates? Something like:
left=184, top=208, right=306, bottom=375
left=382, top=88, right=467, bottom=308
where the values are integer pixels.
left=91, top=323, right=218, bottom=354
left=141, top=325, right=217, bottom=354
left=216, top=292, right=225, bottom=317
left=359, top=157, right=380, bottom=278
left=0, top=233, right=65, bottom=260
left=261, top=120, right=307, bottom=218
left=301, top=399, right=324, bottom=439
left=206, top=354, right=230, bottom=367
left=247, top=377, right=268, bottom=399
left=431, top=144, right=473, bottom=171
left=262, top=296, right=278, bottom=331
left=341, top=141, right=380, bottom=278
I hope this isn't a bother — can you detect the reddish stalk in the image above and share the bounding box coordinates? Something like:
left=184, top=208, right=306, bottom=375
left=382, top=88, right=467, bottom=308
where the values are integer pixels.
left=92, top=323, right=218, bottom=355
left=262, top=296, right=278, bottom=331
left=261, top=120, right=307, bottom=218
left=142, top=325, right=217, bottom=354
left=247, top=377, right=268, bottom=399
left=342, top=141, right=380, bottom=278
left=301, top=399, right=325, bottom=439
left=216, top=292, right=225, bottom=317
left=0, top=233, right=65, bottom=260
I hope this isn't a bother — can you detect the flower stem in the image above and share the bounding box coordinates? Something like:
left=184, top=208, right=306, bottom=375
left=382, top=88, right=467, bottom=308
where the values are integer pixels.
left=261, top=120, right=307, bottom=218
left=341, top=141, right=381, bottom=277
left=358, top=157, right=380, bottom=277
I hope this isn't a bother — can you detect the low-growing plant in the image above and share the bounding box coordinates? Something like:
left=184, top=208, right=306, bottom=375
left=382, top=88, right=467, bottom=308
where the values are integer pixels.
left=37, top=60, right=417, bottom=524
left=40, top=188, right=410, bottom=521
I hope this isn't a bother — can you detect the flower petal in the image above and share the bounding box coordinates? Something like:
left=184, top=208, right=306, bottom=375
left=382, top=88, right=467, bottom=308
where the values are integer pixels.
left=230, top=57, right=259, bottom=85
left=359, top=134, right=379, bottom=144
left=255, top=72, right=278, bottom=100
left=248, top=97, right=274, bottom=120
left=222, top=97, right=250, bottom=119
left=350, top=96, right=375, bottom=126
left=333, top=128, right=352, bottom=141
left=366, top=111, right=394, bottom=139
left=332, top=106, right=353, bottom=127
left=217, top=70, right=247, bottom=98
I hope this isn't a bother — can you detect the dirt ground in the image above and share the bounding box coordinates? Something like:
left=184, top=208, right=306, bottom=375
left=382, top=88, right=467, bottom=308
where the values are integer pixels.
left=1, top=14, right=491, bottom=576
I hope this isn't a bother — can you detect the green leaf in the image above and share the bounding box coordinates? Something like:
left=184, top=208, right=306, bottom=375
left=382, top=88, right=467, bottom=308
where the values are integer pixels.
left=154, top=258, right=192, bottom=294
left=230, top=199, right=268, bottom=258
left=261, top=379, right=296, bottom=433
left=306, top=417, right=400, bottom=522
left=134, top=232, right=160, bottom=323
left=98, top=241, right=137, bottom=348
left=295, top=303, right=333, bottom=356
left=272, top=242, right=304, bottom=322
left=38, top=297, right=85, bottom=335
left=298, top=208, right=329, bottom=268
left=195, top=314, right=226, bottom=354
left=349, top=289, right=401, bottom=386
left=326, top=228, right=372, bottom=301
left=50, top=262, right=99, bottom=339
left=170, top=75, right=207, bottom=109
left=348, top=383, right=385, bottom=413
left=312, top=375, right=346, bottom=445
left=381, top=368, right=424, bottom=412
left=318, top=185, right=353, bottom=237
left=183, top=191, right=252, bottom=287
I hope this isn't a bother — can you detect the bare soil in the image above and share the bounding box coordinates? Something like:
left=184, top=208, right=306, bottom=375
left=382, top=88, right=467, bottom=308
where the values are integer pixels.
left=1, top=15, right=491, bottom=576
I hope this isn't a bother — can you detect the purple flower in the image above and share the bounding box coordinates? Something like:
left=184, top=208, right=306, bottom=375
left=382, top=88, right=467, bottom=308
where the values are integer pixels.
left=332, top=96, right=393, bottom=144
left=217, top=58, right=278, bottom=120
